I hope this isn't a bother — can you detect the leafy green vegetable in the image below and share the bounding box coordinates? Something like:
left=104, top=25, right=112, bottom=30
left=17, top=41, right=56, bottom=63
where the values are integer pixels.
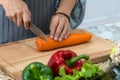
left=54, top=60, right=117, bottom=80
left=54, top=60, right=100, bottom=80
left=78, top=60, right=100, bottom=78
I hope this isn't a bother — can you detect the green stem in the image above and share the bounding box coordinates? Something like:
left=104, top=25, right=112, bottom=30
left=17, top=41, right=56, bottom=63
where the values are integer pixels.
left=66, top=54, right=89, bottom=67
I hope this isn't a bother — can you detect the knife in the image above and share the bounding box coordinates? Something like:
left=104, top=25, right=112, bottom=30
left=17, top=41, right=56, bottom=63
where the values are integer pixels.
left=29, top=22, right=47, bottom=41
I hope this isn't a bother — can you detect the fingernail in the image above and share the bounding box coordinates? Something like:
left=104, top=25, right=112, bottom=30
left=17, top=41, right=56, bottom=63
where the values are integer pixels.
left=54, top=37, right=58, bottom=40
left=64, top=36, right=67, bottom=39
left=58, top=38, right=62, bottom=41
left=50, top=35, right=53, bottom=39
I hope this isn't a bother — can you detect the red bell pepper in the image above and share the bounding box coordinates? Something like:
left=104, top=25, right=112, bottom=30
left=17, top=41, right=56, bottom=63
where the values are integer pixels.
left=48, top=50, right=89, bottom=76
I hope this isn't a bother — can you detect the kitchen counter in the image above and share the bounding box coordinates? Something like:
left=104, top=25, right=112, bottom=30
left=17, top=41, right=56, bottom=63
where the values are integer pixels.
left=82, top=22, right=120, bottom=42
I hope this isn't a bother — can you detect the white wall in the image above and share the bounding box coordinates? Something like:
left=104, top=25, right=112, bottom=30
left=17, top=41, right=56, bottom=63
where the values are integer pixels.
left=78, top=0, right=120, bottom=28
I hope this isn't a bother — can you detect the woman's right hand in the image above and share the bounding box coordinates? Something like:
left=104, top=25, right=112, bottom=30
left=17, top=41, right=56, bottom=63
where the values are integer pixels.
left=2, top=0, right=31, bottom=29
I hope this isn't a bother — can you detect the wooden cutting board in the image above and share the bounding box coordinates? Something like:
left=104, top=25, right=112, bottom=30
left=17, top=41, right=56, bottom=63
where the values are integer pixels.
left=0, top=29, right=114, bottom=80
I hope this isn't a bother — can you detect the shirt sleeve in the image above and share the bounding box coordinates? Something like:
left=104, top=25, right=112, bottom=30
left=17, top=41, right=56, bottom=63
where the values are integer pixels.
left=55, top=0, right=86, bottom=29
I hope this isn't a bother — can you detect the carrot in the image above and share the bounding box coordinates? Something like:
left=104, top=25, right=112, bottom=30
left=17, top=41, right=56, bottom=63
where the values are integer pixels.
left=35, top=33, right=92, bottom=51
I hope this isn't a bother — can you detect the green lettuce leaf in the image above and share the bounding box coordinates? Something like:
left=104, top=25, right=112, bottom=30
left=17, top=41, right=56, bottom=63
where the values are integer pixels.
left=54, top=60, right=100, bottom=80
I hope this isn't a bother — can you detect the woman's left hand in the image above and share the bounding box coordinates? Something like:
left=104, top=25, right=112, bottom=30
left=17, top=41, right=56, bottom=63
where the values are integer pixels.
left=50, top=14, right=71, bottom=41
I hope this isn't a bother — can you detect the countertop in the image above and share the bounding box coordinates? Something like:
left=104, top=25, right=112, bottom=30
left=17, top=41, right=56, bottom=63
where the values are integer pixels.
left=82, top=22, right=120, bottom=42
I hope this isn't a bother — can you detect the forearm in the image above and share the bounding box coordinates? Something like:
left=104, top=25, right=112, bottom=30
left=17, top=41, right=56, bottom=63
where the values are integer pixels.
left=56, top=0, right=76, bottom=16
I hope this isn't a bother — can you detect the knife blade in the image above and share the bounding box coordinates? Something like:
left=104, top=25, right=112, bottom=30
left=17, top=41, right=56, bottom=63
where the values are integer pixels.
left=29, top=22, right=47, bottom=41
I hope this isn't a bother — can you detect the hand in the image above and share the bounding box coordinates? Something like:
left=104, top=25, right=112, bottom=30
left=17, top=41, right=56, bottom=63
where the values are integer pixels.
left=50, top=14, right=71, bottom=41
left=2, top=0, right=31, bottom=29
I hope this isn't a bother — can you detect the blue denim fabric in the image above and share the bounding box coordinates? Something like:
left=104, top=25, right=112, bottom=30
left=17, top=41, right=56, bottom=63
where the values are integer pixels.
left=70, top=0, right=86, bottom=29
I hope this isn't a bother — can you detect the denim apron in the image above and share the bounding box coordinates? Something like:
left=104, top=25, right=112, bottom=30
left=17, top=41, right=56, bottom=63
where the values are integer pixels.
left=0, top=0, right=86, bottom=44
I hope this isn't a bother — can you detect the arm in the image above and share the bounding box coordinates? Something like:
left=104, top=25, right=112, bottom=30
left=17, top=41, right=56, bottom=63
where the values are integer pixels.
left=56, top=0, right=76, bottom=16
left=50, top=0, right=76, bottom=41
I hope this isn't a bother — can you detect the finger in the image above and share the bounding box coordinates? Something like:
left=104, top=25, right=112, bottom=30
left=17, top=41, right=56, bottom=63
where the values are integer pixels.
left=12, top=13, right=17, bottom=23
left=50, top=16, right=59, bottom=39
left=23, top=5, right=31, bottom=16
left=9, top=6, right=17, bottom=23
left=58, top=25, right=68, bottom=41
left=22, top=6, right=31, bottom=29
left=17, top=11, right=23, bottom=27
left=5, top=6, right=13, bottom=20
left=54, top=21, right=65, bottom=41
left=6, top=13, right=12, bottom=20
left=23, top=12, right=31, bottom=30
left=64, top=28, right=71, bottom=39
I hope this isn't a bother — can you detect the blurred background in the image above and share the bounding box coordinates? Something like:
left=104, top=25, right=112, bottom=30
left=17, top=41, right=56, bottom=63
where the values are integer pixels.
left=78, top=0, right=120, bottom=42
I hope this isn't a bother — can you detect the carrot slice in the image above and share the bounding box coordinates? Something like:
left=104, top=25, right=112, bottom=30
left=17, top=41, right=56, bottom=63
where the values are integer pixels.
left=35, top=33, right=92, bottom=51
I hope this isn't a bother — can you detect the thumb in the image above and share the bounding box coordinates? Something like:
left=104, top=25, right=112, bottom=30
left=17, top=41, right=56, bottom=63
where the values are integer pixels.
left=23, top=12, right=31, bottom=30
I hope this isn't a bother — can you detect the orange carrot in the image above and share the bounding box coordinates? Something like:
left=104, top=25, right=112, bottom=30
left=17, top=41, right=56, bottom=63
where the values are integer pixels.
left=35, top=33, right=92, bottom=51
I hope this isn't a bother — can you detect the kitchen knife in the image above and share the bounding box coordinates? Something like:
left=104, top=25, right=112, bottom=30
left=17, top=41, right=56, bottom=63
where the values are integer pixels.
left=29, top=22, right=47, bottom=41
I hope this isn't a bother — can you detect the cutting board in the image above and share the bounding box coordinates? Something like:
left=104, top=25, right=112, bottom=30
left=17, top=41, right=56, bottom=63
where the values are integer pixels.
left=0, top=29, right=114, bottom=80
